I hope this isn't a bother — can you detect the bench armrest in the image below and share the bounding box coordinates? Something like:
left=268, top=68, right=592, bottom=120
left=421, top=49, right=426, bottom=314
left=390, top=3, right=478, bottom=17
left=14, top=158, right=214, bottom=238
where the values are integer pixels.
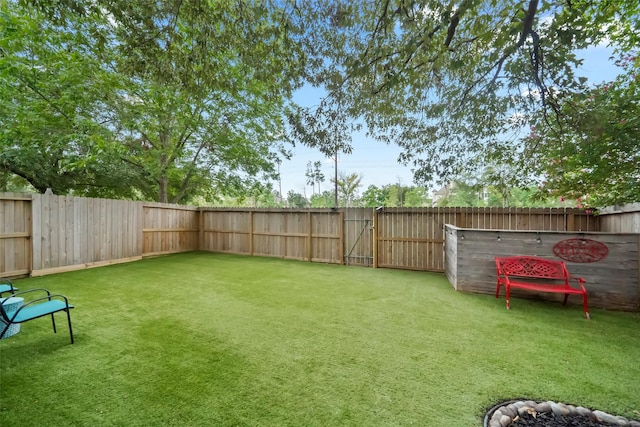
left=495, top=260, right=509, bottom=284
left=497, top=273, right=511, bottom=284
left=568, top=275, right=587, bottom=291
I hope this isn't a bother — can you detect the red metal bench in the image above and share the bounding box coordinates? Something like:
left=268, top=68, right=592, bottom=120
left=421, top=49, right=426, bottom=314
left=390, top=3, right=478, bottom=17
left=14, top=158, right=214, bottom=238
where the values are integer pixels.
left=495, top=256, right=590, bottom=319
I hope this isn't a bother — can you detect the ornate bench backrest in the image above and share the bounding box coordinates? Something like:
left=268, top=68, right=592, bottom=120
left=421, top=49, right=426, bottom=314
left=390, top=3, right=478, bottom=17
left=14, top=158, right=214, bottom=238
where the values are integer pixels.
left=496, top=256, right=567, bottom=280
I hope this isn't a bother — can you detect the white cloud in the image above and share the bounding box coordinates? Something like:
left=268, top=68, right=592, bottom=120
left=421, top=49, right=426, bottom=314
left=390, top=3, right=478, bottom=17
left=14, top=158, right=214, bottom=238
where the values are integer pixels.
left=521, top=88, right=541, bottom=99
left=99, top=7, right=119, bottom=28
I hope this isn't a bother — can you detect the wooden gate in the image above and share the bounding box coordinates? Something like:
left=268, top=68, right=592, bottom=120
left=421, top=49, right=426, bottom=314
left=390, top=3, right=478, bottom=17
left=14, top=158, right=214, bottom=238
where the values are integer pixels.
left=342, top=208, right=374, bottom=267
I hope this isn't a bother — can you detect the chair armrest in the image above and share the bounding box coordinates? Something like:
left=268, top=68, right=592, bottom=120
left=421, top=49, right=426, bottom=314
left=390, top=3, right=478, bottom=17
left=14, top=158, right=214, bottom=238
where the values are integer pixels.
left=1, top=288, right=53, bottom=321
left=2, top=294, right=72, bottom=323
left=0, top=278, right=17, bottom=294
left=6, top=288, right=52, bottom=299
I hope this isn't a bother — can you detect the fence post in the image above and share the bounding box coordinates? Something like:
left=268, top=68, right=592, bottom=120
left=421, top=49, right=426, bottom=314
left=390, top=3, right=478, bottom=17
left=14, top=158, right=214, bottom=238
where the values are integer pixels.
left=249, top=210, right=254, bottom=256
left=31, top=193, right=41, bottom=274
left=338, top=210, right=344, bottom=264
left=307, top=211, right=312, bottom=262
left=198, top=208, right=204, bottom=251
left=372, top=208, right=378, bottom=268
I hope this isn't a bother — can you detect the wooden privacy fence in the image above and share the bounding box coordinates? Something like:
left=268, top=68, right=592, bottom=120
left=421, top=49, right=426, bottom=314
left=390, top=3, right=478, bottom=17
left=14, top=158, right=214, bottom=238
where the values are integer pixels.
left=7, top=193, right=143, bottom=276
left=143, top=203, right=200, bottom=257
left=361, top=207, right=598, bottom=271
left=1, top=192, right=601, bottom=278
left=599, top=203, right=640, bottom=233
left=202, top=207, right=599, bottom=271
left=201, top=209, right=343, bottom=263
left=0, top=194, right=200, bottom=277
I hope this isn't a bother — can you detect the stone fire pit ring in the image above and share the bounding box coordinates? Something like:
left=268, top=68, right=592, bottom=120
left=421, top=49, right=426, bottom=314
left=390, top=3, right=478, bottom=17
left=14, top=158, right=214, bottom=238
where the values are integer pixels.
left=484, top=399, right=640, bottom=427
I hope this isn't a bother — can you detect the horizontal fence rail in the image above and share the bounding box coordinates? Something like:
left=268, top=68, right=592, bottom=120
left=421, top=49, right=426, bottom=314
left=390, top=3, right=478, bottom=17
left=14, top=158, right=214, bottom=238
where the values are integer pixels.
left=0, top=193, right=620, bottom=280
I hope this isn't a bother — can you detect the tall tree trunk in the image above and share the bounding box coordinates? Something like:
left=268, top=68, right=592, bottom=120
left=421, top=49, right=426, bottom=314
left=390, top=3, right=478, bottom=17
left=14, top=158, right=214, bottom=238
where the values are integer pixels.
left=158, top=173, right=168, bottom=203
left=158, top=127, right=170, bottom=203
left=333, top=150, right=338, bottom=208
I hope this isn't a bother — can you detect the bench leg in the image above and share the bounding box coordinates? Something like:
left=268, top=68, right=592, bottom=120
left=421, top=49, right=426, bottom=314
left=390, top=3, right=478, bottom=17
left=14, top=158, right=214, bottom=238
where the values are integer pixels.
left=563, top=294, right=569, bottom=306
left=583, top=293, right=590, bottom=320
left=495, top=281, right=501, bottom=298
left=505, top=286, right=511, bottom=310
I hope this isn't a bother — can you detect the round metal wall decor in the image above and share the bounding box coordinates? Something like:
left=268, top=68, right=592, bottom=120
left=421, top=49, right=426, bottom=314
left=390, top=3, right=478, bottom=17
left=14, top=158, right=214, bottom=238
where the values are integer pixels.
left=552, top=238, right=609, bottom=263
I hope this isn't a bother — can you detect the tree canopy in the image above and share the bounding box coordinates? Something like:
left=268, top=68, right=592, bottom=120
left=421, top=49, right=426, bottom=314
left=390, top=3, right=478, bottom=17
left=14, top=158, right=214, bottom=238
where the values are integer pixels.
left=2, top=0, right=639, bottom=206
left=0, top=7, right=134, bottom=197
left=1, top=0, right=304, bottom=202
left=292, top=0, right=640, bottom=205
left=527, top=54, right=639, bottom=207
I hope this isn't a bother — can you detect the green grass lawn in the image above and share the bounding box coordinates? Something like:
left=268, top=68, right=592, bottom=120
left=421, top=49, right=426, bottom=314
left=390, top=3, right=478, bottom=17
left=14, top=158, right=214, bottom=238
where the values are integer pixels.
left=1, top=252, right=639, bottom=426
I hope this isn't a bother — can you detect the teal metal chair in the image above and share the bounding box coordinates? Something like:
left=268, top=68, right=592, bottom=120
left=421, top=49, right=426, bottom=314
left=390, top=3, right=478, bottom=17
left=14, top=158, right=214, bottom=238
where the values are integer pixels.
left=0, top=288, right=74, bottom=344
left=0, top=278, right=18, bottom=296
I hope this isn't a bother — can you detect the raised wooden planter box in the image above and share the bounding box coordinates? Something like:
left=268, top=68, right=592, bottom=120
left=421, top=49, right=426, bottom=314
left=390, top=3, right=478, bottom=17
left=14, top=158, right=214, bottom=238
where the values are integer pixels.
left=444, top=225, right=640, bottom=311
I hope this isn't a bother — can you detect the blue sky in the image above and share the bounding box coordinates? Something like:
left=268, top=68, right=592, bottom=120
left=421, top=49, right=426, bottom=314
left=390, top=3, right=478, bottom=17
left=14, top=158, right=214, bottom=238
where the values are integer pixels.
left=277, top=45, right=621, bottom=198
